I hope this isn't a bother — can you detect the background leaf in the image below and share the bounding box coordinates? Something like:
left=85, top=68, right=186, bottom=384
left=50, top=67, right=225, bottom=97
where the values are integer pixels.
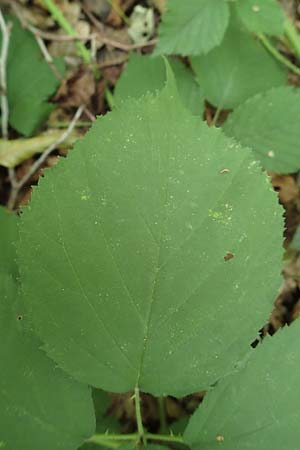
left=80, top=389, right=121, bottom=450
left=0, top=130, right=78, bottom=168
left=1, top=16, right=64, bottom=137
left=19, top=71, right=283, bottom=397
left=0, top=208, right=95, bottom=450
left=184, top=322, right=300, bottom=450
left=191, top=17, right=287, bottom=109
left=155, top=0, right=230, bottom=56
left=114, top=54, right=204, bottom=116
left=223, top=86, right=300, bottom=174
left=235, top=0, right=284, bottom=35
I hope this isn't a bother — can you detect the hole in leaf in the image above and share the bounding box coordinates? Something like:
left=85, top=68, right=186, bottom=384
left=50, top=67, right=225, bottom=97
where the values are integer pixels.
left=17, top=315, right=23, bottom=321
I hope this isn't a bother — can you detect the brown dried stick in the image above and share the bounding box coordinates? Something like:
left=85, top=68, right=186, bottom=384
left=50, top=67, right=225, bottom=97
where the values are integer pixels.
left=0, top=9, right=11, bottom=139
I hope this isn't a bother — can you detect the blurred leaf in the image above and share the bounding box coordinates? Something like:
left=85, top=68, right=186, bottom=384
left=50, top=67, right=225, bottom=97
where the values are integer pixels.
left=155, top=0, right=230, bottom=56
left=0, top=16, right=64, bottom=136
left=235, top=0, right=284, bottom=35
left=114, top=54, right=204, bottom=116
left=223, top=86, right=300, bottom=173
left=170, top=417, right=189, bottom=435
left=184, top=322, right=300, bottom=450
left=290, top=225, right=300, bottom=251
left=191, top=17, right=287, bottom=109
left=0, top=208, right=95, bottom=450
left=80, top=389, right=120, bottom=450
left=19, top=64, right=282, bottom=397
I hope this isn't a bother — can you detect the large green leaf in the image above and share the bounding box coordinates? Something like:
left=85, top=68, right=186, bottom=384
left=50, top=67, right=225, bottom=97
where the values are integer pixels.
left=0, top=208, right=95, bottom=450
left=223, top=86, right=300, bottom=174
left=1, top=16, right=64, bottom=136
left=155, top=0, right=230, bottom=56
left=191, top=18, right=287, bottom=109
left=114, top=54, right=204, bottom=116
left=18, top=66, right=283, bottom=397
left=235, top=0, right=284, bottom=35
left=184, top=322, right=300, bottom=450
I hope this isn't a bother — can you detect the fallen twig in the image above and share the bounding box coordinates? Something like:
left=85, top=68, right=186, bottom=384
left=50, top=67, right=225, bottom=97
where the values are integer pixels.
left=83, top=7, right=157, bottom=51
left=7, top=105, right=84, bottom=210
left=0, top=9, right=11, bottom=140
left=35, top=34, right=64, bottom=80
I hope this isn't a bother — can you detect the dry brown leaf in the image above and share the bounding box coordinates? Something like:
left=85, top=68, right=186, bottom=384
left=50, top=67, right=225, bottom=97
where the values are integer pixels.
left=55, top=67, right=96, bottom=107
left=270, top=172, right=299, bottom=204
left=94, top=79, right=107, bottom=114
left=83, top=0, right=111, bottom=20
left=105, top=0, right=123, bottom=27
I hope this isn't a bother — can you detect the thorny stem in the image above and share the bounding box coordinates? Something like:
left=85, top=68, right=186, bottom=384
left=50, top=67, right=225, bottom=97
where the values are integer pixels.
left=41, top=0, right=91, bottom=63
left=284, top=17, right=300, bottom=57
left=0, top=9, right=11, bottom=140
left=87, top=432, right=184, bottom=446
left=7, top=105, right=84, bottom=211
left=134, top=387, right=146, bottom=446
left=257, top=33, right=300, bottom=76
left=158, top=397, right=168, bottom=433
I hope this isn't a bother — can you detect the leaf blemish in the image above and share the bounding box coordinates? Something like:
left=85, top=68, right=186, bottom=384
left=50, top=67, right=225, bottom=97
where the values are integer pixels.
left=224, top=252, right=234, bottom=262
left=220, top=168, right=230, bottom=174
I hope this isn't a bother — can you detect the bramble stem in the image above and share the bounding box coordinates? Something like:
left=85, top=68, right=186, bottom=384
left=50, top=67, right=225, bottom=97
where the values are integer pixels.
left=257, top=33, right=300, bottom=76
left=158, top=397, right=167, bottom=433
left=145, top=433, right=184, bottom=443
left=87, top=432, right=184, bottom=446
left=134, top=387, right=146, bottom=445
left=284, top=17, right=300, bottom=57
left=41, top=0, right=91, bottom=63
